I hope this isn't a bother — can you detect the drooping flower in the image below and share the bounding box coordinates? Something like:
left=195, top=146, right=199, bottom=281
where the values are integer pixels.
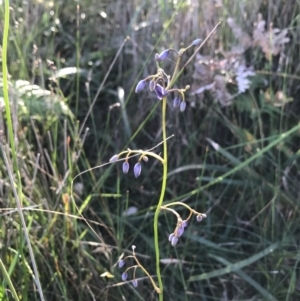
left=154, top=84, right=168, bottom=100
left=182, top=220, right=188, bottom=228
left=135, top=80, right=147, bottom=93
left=169, top=233, right=175, bottom=242
left=171, top=236, right=178, bottom=247
left=118, top=260, right=125, bottom=268
left=155, top=49, right=170, bottom=62
left=121, top=272, right=128, bottom=281
left=192, top=39, right=202, bottom=46
left=173, top=96, right=181, bottom=108
left=122, top=161, right=130, bottom=174
left=132, top=279, right=138, bottom=287
left=109, top=154, right=119, bottom=162
left=176, top=225, right=184, bottom=237
left=180, top=101, right=186, bottom=112
left=133, top=162, right=142, bottom=178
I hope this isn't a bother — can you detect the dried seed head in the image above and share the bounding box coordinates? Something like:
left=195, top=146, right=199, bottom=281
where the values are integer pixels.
left=133, top=162, right=142, bottom=178
left=122, top=161, right=129, bottom=174
left=135, top=80, right=147, bottom=93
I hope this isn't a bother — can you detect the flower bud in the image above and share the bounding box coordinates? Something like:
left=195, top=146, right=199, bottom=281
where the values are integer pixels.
left=155, top=49, right=170, bottom=62
left=132, top=279, right=138, bottom=287
left=133, top=162, right=142, bottom=178
left=118, top=259, right=125, bottom=268
left=171, top=236, right=178, bottom=247
left=196, top=215, right=203, bottom=222
left=121, top=272, right=128, bottom=281
left=122, top=161, right=129, bottom=174
left=173, top=96, right=180, bottom=108
left=135, top=80, right=146, bottom=93
left=109, top=154, right=119, bottom=162
left=149, top=80, right=156, bottom=91
left=180, top=101, right=186, bottom=112
left=142, top=156, right=148, bottom=162
left=192, top=39, right=202, bottom=46
left=155, top=84, right=168, bottom=100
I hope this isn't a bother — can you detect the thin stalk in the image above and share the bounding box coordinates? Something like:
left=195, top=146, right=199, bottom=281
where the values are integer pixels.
left=153, top=96, right=168, bottom=299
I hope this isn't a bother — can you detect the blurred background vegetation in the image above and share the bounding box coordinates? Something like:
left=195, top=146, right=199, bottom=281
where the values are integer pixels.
left=1, top=0, right=300, bottom=300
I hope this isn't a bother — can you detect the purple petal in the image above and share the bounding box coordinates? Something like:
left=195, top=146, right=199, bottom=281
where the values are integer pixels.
left=133, top=162, right=142, bottom=178
left=182, top=220, right=188, bottom=228
left=122, top=162, right=129, bottom=174
left=192, top=39, right=202, bottom=46
left=180, top=101, right=186, bottom=112
left=118, top=260, right=125, bottom=268
left=169, top=233, right=175, bottom=242
left=132, top=279, right=138, bottom=287
left=171, top=236, right=178, bottom=247
left=176, top=225, right=184, bottom=237
left=156, top=49, right=170, bottom=62
left=155, top=84, right=168, bottom=100
left=173, top=97, right=181, bottom=108
left=135, top=80, right=146, bottom=93
left=196, top=215, right=203, bottom=222
left=149, top=80, right=156, bottom=91
left=109, top=154, right=119, bottom=162
left=121, top=272, right=128, bottom=281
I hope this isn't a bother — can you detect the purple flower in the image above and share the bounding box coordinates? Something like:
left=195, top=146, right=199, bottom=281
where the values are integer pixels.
left=169, top=233, right=175, bottom=242
left=132, top=279, right=138, bottom=287
left=118, top=259, right=125, bottom=268
left=149, top=80, right=156, bottom=91
left=109, top=154, right=119, bottom=162
left=182, top=220, right=188, bottom=228
left=135, top=80, right=146, bottom=93
left=155, top=49, right=170, bottom=62
left=122, top=161, right=129, bottom=174
left=196, top=215, right=203, bottom=222
left=121, top=272, right=128, bottom=281
left=133, top=162, right=142, bottom=178
left=192, top=39, right=202, bottom=46
left=173, top=96, right=181, bottom=108
left=155, top=84, right=168, bottom=100
left=180, top=101, right=186, bottom=112
left=176, top=225, right=184, bottom=237
left=171, top=236, right=178, bottom=247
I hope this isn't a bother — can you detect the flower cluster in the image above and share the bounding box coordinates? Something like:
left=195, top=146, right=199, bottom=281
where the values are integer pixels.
left=109, top=149, right=161, bottom=178
left=134, top=39, right=202, bottom=112
left=162, top=203, right=207, bottom=247
left=117, top=245, right=161, bottom=293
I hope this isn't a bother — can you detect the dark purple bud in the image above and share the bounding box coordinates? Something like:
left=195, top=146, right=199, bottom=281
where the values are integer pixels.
left=169, top=233, right=175, bottom=242
left=121, top=272, right=128, bottom=281
left=173, top=96, right=181, bottom=108
left=182, top=220, right=188, bottom=228
left=122, top=161, right=129, bottom=174
left=196, top=215, right=203, bottom=222
left=133, top=162, right=142, bottom=178
left=155, top=84, right=168, bottom=100
left=149, top=80, right=156, bottom=91
left=155, top=49, right=170, bottom=62
left=192, top=39, right=202, bottom=46
left=132, top=279, right=138, bottom=287
left=109, top=154, right=119, bottom=162
left=135, top=80, right=146, bottom=93
left=176, top=225, right=184, bottom=237
left=118, top=259, right=125, bottom=268
left=180, top=101, right=186, bottom=112
left=171, top=236, right=178, bottom=247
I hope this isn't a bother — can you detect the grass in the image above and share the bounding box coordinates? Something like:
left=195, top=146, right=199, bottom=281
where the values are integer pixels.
left=1, top=0, right=300, bottom=300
